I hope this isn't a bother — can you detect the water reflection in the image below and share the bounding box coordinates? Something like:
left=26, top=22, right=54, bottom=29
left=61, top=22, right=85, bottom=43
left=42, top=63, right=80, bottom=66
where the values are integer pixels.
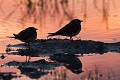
left=4, top=43, right=85, bottom=79
left=3, top=59, right=60, bottom=79
left=50, top=53, right=83, bottom=74
left=4, top=39, right=120, bottom=79
left=0, top=0, right=119, bottom=43
left=0, top=72, right=17, bottom=80
left=1, top=0, right=116, bottom=28
left=2, top=53, right=83, bottom=79
left=18, top=65, right=48, bottom=79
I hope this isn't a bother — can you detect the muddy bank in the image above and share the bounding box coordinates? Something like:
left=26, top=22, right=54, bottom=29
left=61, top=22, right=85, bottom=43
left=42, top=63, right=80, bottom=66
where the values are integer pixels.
left=6, top=39, right=120, bottom=56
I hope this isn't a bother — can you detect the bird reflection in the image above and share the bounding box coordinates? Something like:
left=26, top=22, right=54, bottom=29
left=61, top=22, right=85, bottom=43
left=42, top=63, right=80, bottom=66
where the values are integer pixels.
left=0, top=72, right=17, bottom=80
left=6, top=46, right=83, bottom=74
left=3, top=59, right=60, bottom=79
left=6, top=48, right=40, bottom=62
left=18, top=66, right=48, bottom=79
left=50, top=53, right=83, bottom=74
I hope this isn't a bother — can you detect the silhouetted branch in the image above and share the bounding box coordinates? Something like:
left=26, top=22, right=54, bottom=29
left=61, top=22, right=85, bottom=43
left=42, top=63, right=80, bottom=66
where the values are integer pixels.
left=93, top=0, right=101, bottom=12
left=0, top=0, right=5, bottom=14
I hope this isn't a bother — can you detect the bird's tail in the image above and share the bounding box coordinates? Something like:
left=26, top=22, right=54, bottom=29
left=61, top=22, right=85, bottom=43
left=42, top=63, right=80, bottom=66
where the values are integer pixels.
left=7, top=36, right=15, bottom=38
left=13, top=34, right=17, bottom=36
left=48, top=33, right=55, bottom=36
left=7, top=34, right=17, bottom=38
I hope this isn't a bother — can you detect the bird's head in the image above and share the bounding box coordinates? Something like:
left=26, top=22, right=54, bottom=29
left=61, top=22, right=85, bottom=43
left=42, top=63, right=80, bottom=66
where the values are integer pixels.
left=28, top=27, right=38, bottom=31
left=73, top=19, right=83, bottom=23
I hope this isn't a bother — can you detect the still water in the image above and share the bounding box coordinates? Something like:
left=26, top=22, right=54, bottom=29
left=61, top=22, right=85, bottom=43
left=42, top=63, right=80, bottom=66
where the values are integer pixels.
left=0, top=0, right=120, bottom=80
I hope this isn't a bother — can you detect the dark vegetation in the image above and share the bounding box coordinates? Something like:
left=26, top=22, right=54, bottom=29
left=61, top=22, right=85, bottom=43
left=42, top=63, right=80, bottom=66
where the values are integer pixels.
left=0, top=0, right=116, bottom=28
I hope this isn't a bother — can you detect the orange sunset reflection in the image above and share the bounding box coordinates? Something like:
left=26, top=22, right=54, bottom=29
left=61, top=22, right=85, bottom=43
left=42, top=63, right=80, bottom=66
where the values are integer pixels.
left=0, top=0, right=120, bottom=80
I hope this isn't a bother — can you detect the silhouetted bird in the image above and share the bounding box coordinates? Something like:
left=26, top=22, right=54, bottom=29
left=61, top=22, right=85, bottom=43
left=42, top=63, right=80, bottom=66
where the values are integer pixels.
left=8, top=27, right=37, bottom=43
left=48, top=19, right=83, bottom=39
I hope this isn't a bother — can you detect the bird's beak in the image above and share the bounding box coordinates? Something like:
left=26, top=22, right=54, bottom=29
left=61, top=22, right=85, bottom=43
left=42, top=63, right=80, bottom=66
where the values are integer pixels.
left=35, top=28, right=38, bottom=30
left=80, top=20, right=83, bottom=22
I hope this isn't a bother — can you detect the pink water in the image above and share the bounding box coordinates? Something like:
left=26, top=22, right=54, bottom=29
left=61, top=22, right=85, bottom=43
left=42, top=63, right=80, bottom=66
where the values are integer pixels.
left=0, top=0, right=120, bottom=80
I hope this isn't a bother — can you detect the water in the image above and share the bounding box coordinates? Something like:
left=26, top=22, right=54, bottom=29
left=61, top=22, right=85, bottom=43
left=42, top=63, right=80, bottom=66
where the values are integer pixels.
left=0, top=0, right=120, bottom=80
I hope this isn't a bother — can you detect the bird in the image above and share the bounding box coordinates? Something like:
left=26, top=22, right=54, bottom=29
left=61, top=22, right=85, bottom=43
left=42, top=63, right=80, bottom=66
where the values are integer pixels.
left=8, top=27, right=37, bottom=43
left=47, top=19, right=83, bottom=40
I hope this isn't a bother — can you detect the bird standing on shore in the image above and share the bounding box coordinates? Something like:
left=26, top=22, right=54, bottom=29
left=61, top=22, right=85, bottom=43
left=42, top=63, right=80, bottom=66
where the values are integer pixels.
left=48, top=19, right=83, bottom=40
left=8, top=27, right=37, bottom=43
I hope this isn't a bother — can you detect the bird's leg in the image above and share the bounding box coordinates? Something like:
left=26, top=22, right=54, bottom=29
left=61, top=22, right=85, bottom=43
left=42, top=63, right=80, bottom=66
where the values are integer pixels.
left=28, top=56, right=31, bottom=62
left=26, top=56, right=27, bottom=62
left=47, top=36, right=53, bottom=40
left=47, top=36, right=49, bottom=40
left=26, top=56, right=31, bottom=62
left=70, top=37, right=73, bottom=40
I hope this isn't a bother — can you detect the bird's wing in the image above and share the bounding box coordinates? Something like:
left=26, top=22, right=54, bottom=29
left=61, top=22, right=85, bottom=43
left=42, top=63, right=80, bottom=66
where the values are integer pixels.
left=55, top=22, right=79, bottom=35
left=16, top=29, right=31, bottom=40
